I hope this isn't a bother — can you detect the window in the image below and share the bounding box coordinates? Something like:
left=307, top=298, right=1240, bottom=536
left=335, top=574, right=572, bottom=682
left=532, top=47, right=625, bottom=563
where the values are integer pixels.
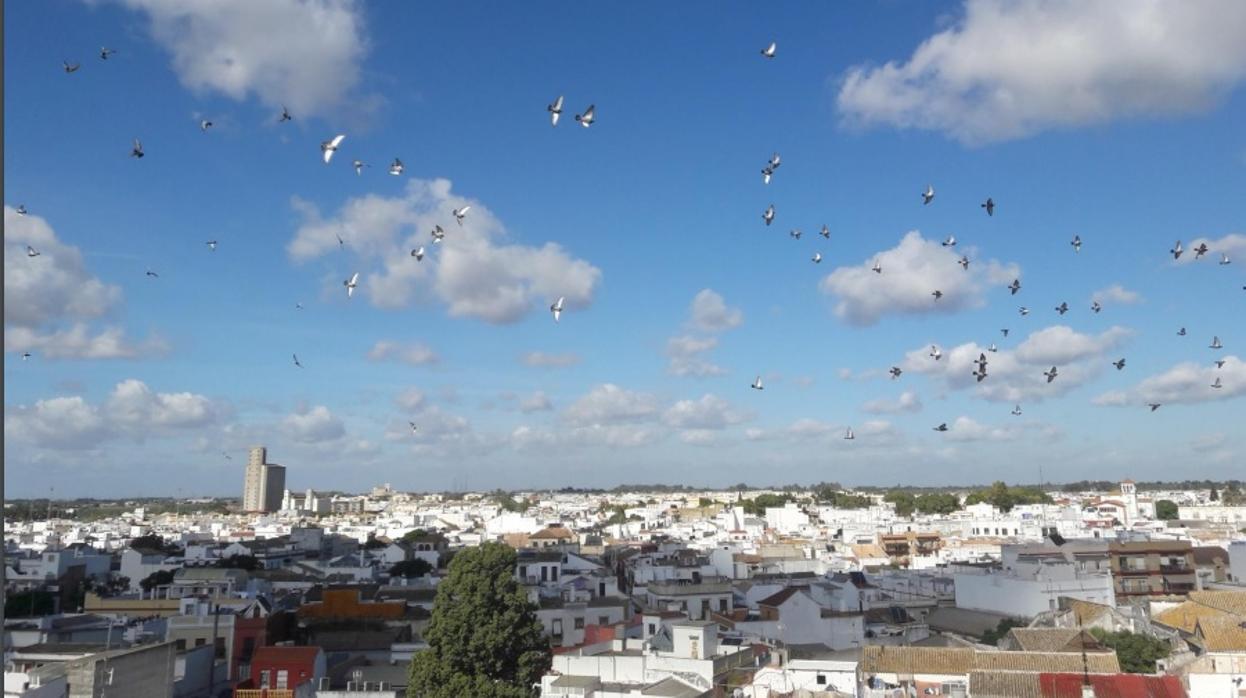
left=276, top=670, right=288, bottom=689
left=719, top=598, right=728, bottom=611
left=175, top=639, right=186, bottom=651
left=598, top=616, right=609, bottom=626
left=259, top=670, right=271, bottom=688
left=541, top=567, right=549, bottom=582
left=195, top=638, right=206, bottom=647
left=241, top=637, right=255, bottom=661
left=574, top=617, right=584, bottom=630
left=552, top=567, right=559, bottom=581
left=816, top=674, right=827, bottom=685
left=648, top=623, right=656, bottom=635
left=552, top=619, right=563, bottom=637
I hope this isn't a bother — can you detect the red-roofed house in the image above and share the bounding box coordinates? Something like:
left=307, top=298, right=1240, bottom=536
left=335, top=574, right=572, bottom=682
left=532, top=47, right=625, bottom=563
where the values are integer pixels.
left=233, top=645, right=326, bottom=698
left=1037, top=672, right=1186, bottom=698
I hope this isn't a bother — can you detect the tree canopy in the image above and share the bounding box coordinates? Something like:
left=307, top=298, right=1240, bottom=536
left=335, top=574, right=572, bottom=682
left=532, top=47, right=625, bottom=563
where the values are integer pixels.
left=390, top=559, right=434, bottom=579
left=407, top=542, right=550, bottom=698
left=964, top=481, right=1051, bottom=513
left=216, top=554, right=260, bottom=571
left=139, top=569, right=176, bottom=592
left=979, top=618, right=1026, bottom=646
left=741, top=493, right=793, bottom=515
left=814, top=485, right=872, bottom=509
left=885, top=491, right=960, bottom=517
left=1090, top=628, right=1170, bottom=673
left=1155, top=500, right=1179, bottom=520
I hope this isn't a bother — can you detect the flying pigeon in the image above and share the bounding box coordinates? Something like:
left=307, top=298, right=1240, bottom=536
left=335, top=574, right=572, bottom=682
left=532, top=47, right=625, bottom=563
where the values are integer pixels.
left=206, top=240, right=217, bottom=251
left=131, top=139, right=144, bottom=158
left=768, top=153, right=781, bottom=171
left=222, top=451, right=232, bottom=460
left=1011, top=405, right=1022, bottom=416
left=790, top=229, right=802, bottom=240
left=409, top=422, right=418, bottom=433
left=21, top=352, right=32, bottom=361
left=1194, top=243, right=1209, bottom=259
left=1178, top=327, right=1187, bottom=336
left=761, top=166, right=774, bottom=185
left=293, top=354, right=303, bottom=368
left=353, top=159, right=366, bottom=175
left=973, top=354, right=988, bottom=382
left=1019, top=307, right=1030, bottom=316
left=100, top=47, right=116, bottom=60
left=1071, top=235, right=1082, bottom=253
left=279, top=106, right=293, bottom=122
left=337, top=233, right=345, bottom=249
left=1055, top=302, right=1069, bottom=315
left=930, top=345, right=942, bottom=361
left=751, top=376, right=764, bottom=390
left=321, top=134, right=346, bottom=164
left=15, top=205, right=27, bottom=215
left=761, top=41, right=776, bottom=59
left=550, top=296, right=564, bottom=322
left=1215, top=359, right=1227, bottom=368
left=412, top=246, right=425, bottom=261
left=933, top=423, right=948, bottom=432
left=889, top=367, right=902, bottom=380
left=811, top=252, right=822, bottom=264
left=1001, top=329, right=1009, bottom=337
left=872, top=260, right=882, bottom=274
left=844, top=428, right=855, bottom=440
left=820, top=225, right=830, bottom=240
left=431, top=225, right=446, bottom=243
left=1091, top=301, right=1102, bottom=313
left=1219, top=253, right=1231, bottom=265
left=1008, top=279, right=1021, bottom=295
left=988, top=343, right=998, bottom=353
left=1113, top=359, right=1126, bottom=370
left=1170, top=241, right=1183, bottom=260
left=942, top=235, right=956, bottom=247
left=922, top=185, right=935, bottom=205
left=973, top=368, right=987, bottom=383
left=981, top=198, right=994, bottom=216
left=344, top=272, right=359, bottom=298
left=389, top=158, right=404, bottom=176
left=763, top=204, right=775, bottom=226
left=295, top=303, right=304, bottom=310
left=575, top=104, right=595, bottom=128
left=26, top=246, right=40, bottom=258
left=1148, top=403, right=1161, bottom=412
left=63, top=60, right=80, bottom=74
left=1211, top=376, right=1223, bottom=389
left=145, top=269, right=159, bottom=278
left=548, top=95, right=564, bottom=126
left=453, top=206, right=471, bottom=226
left=1210, top=336, right=1223, bottom=349
left=932, top=290, right=943, bottom=301
left=958, top=255, right=970, bottom=270
left=1043, top=366, right=1058, bottom=383
left=200, top=119, right=213, bottom=132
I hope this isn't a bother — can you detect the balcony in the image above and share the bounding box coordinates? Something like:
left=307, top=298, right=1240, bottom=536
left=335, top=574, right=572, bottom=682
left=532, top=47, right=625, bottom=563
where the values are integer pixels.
left=1159, top=564, right=1191, bottom=574
left=235, top=691, right=294, bottom=698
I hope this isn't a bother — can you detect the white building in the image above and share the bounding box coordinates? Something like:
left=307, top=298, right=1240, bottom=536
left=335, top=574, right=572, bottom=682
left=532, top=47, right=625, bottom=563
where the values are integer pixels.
left=952, top=559, right=1114, bottom=618
left=241, top=446, right=286, bottom=514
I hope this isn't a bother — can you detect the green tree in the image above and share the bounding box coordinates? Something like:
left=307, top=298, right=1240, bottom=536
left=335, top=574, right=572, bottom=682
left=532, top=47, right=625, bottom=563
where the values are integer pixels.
left=139, top=569, right=176, bottom=592
left=5, top=591, right=56, bottom=616
left=742, top=493, right=793, bottom=515
left=216, top=554, right=260, bottom=571
left=401, top=529, right=431, bottom=543
left=407, top=543, right=550, bottom=698
left=965, top=481, right=1051, bottom=513
left=916, top=492, right=961, bottom=515
left=1089, top=629, right=1170, bottom=673
left=390, top=559, right=434, bottom=579
left=492, top=490, right=526, bottom=513
left=885, top=491, right=916, bottom=517
left=698, top=497, right=713, bottom=508
left=979, top=618, right=1025, bottom=646
left=1209, top=487, right=1219, bottom=501
left=1155, top=500, right=1179, bottom=520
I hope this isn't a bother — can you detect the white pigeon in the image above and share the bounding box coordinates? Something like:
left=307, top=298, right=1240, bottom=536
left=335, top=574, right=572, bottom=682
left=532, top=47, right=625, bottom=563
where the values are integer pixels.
left=409, top=421, right=418, bottom=433
left=1219, top=253, right=1231, bottom=265
left=942, top=235, right=956, bottom=247
left=1071, top=235, right=1082, bottom=253
left=922, top=185, right=935, bottom=205
left=820, top=225, right=830, bottom=240
left=930, top=345, right=942, bottom=361
left=761, top=167, right=773, bottom=185
left=131, top=139, right=144, bottom=158
left=453, top=206, right=471, bottom=226
left=1011, top=405, right=1022, bottom=416
left=550, top=296, right=564, bottom=322
left=1211, top=376, right=1223, bottom=389
left=958, top=255, right=969, bottom=270
left=100, top=47, right=116, bottom=60
left=575, top=104, right=595, bottom=128
left=431, top=225, right=446, bottom=243
left=1170, top=240, right=1183, bottom=260
left=812, top=252, right=822, bottom=264
left=761, top=41, right=776, bottom=59
left=762, top=204, right=775, bottom=225
left=321, top=134, right=346, bottom=164
left=353, top=159, right=366, bottom=176
left=988, top=343, right=998, bottom=353
left=872, top=260, right=882, bottom=274
left=1043, top=366, right=1058, bottom=383
left=789, top=229, right=802, bottom=240
left=412, top=246, right=425, bottom=261
left=1210, top=336, right=1223, bottom=349
left=200, top=119, right=213, bottom=132
left=26, top=245, right=40, bottom=258
left=548, top=95, right=564, bottom=126
left=844, top=428, right=855, bottom=441
left=768, top=152, right=781, bottom=170
left=16, top=204, right=28, bottom=215
left=751, top=376, right=764, bottom=390
left=1019, top=307, right=1030, bottom=316
left=344, top=272, right=359, bottom=298
left=206, top=240, right=217, bottom=251
left=389, top=158, right=404, bottom=176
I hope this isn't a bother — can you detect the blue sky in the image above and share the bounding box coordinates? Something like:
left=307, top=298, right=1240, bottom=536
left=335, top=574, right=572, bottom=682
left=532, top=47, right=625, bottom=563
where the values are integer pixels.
left=5, top=0, right=1245, bottom=498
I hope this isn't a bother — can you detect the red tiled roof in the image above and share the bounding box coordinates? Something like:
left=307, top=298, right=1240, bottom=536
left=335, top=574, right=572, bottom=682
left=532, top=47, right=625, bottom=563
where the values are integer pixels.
left=1038, top=673, right=1186, bottom=698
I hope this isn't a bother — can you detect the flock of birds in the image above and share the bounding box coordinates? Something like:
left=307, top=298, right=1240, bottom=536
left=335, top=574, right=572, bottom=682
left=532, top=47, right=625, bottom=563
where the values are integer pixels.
left=13, top=39, right=1242, bottom=443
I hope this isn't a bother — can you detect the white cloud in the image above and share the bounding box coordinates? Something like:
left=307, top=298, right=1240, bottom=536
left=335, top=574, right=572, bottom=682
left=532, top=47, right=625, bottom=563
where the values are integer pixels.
left=106, top=379, right=218, bottom=429
left=367, top=340, right=439, bottom=366
left=1094, top=355, right=1245, bottom=406
left=679, top=429, right=718, bottom=446
left=689, top=289, right=743, bottom=332
left=519, top=391, right=553, bottom=413
left=819, top=231, right=1019, bottom=326
left=944, top=416, right=1022, bottom=442
left=666, top=335, right=726, bottom=377
left=837, top=0, right=1246, bottom=144
left=862, top=391, right=923, bottom=414
left=663, top=395, right=751, bottom=430
left=1090, top=284, right=1142, bottom=306
left=5, top=325, right=169, bottom=360
left=289, top=179, right=601, bottom=324
left=521, top=351, right=581, bottom=368
left=1175, top=233, right=1246, bottom=264
left=564, top=384, right=659, bottom=427
left=1014, top=325, right=1133, bottom=365
left=786, top=418, right=840, bottom=439
left=281, top=405, right=345, bottom=443
left=117, top=0, right=370, bottom=119
left=394, top=388, right=426, bottom=411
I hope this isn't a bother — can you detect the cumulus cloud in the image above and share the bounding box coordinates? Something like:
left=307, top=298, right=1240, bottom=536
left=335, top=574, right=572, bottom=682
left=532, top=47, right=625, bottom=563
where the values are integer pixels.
left=663, top=394, right=751, bottom=430
left=4, top=207, right=162, bottom=359
left=1175, top=233, right=1246, bottom=265
left=281, top=405, right=345, bottom=443
left=1094, top=355, right=1245, bottom=406
left=902, top=325, right=1131, bottom=402
left=367, top=340, right=439, bottom=366
left=394, top=388, right=426, bottom=411
left=1090, top=284, right=1142, bottom=306
left=564, top=384, right=659, bottom=427
left=837, top=0, right=1246, bottom=144
left=819, top=231, right=1019, bottom=326
left=519, top=391, right=553, bottom=413
left=116, top=0, right=371, bottom=119
left=5, top=380, right=221, bottom=450
left=862, top=391, right=923, bottom=414
left=944, top=416, right=1023, bottom=442
left=289, top=179, right=601, bottom=324
left=689, top=289, right=743, bottom=332
left=521, top=351, right=581, bottom=368
left=666, top=335, right=726, bottom=377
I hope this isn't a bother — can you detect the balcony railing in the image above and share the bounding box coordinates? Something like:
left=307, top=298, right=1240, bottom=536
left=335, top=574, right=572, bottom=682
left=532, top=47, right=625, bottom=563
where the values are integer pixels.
left=235, top=690, right=294, bottom=698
